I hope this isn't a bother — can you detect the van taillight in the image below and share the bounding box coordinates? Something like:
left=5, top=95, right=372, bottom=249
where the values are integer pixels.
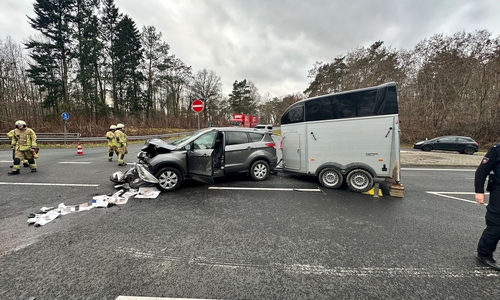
left=266, top=142, right=276, bottom=149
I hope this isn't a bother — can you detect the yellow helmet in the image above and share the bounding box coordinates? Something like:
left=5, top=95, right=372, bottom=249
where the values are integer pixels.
left=116, top=123, right=125, bottom=129
left=110, top=125, right=117, bottom=130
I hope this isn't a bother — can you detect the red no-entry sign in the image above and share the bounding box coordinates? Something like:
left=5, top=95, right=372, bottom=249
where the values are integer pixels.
left=192, top=99, right=204, bottom=113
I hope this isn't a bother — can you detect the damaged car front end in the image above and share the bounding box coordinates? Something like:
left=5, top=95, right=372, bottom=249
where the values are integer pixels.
left=110, top=137, right=193, bottom=192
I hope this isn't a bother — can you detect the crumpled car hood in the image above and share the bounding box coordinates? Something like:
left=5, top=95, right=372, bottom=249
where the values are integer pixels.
left=141, top=138, right=178, bottom=153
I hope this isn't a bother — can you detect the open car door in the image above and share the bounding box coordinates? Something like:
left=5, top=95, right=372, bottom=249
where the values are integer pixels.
left=186, top=130, right=217, bottom=184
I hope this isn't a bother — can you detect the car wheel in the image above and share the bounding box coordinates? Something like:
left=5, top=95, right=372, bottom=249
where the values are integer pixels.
left=250, top=160, right=270, bottom=181
left=155, top=167, right=183, bottom=191
left=421, top=144, right=433, bottom=152
left=346, top=169, right=374, bottom=193
left=318, top=168, right=343, bottom=189
left=463, top=147, right=476, bottom=155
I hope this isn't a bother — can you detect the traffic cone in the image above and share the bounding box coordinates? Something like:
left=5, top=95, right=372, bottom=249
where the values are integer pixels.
left=76, top=142, right=84, bottom=155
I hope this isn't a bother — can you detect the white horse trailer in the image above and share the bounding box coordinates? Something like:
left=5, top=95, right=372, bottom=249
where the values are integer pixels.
left=280, top=82, right=404, bottom=197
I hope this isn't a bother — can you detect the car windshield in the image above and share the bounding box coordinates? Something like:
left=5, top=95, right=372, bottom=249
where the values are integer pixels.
left=170, top=130, right=205, bottom=146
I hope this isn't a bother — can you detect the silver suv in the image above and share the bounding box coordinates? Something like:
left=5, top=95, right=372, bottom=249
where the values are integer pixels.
left=120, top=127, right=278, bottom=191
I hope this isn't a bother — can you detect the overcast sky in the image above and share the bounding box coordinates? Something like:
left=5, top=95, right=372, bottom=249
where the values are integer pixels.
left=2, top=0, right=500, bottom=98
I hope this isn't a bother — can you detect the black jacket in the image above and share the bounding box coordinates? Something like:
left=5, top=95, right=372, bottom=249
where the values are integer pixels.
left=475, top=144, right=500, bottom=193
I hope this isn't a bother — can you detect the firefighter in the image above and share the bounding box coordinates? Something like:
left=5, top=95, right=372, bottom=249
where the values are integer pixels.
left=114, top=123, right=128, bottom=166
left=8, top=120, right=38, bottom=175
left=7, top=129, right=29, bottom=167
left=106, top=125, right=118, bottom=161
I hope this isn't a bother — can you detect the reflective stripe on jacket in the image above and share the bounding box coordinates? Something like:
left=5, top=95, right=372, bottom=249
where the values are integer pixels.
left=12, top=128, right=37, bottom=151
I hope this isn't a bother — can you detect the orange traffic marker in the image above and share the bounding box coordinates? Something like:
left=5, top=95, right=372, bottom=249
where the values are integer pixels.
left=76, top=142, right=84, bottom=155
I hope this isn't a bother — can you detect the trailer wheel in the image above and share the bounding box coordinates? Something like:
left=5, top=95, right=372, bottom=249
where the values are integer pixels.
left=250, top=160, right=270, bottom=181
left=155, top=167, right=183, bottom=192
left=346, top=169, right=373, bottom=193
left=318, top=168, right=343, bottom=189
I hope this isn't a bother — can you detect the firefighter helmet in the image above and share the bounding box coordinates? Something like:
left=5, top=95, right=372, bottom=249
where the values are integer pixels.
left=110, top=125, right=117, bottom=130
left=116, top=123, right=125, bottom=129
left=15, top=120, right=27, bottom=128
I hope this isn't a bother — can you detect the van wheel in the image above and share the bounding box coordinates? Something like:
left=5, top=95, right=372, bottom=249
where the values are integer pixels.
left=155, top=167, right=182, bottom=191
left=346, top=169, right=373, bottom=193
left=318, top=168, right=343, bottom=189
left=250, top=160, right=270, bottom=181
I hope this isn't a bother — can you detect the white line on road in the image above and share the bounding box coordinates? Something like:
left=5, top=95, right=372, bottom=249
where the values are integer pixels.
left=117, top=297, right=218, bottom=300
left=0, top=182, right=99, bottom=187
left=58, top=162, right=92, bottom=164
left=208, top=187, right=322, bottom=192
left=426, top=191, right=488, bottom=205
left=402, top=168, right=475, bottom=172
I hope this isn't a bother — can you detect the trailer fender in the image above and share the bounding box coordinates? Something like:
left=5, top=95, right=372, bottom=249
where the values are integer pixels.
left=344, top=162, right=377, bottom=178
left=315, top=162, right=346, bottom=177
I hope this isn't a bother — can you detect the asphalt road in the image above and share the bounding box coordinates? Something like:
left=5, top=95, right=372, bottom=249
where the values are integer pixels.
left=0, top=145, right=498, bottom=300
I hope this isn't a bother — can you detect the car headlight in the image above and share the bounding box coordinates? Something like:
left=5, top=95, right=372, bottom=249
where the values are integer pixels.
left=137, top=151, right=147, bottom=159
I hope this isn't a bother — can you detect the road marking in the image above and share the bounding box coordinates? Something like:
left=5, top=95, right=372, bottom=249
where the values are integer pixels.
left=426, top=191, right=488, bottom=205
left=0, top=182, right=98, bottom=187
left=58, top=161, right=92, bottom=164
left=117, top=297, right=218, bottom=300
left=403, top=168, right=475, bottom=172
left=115, top=247, right=499, bottom=278
left=209, top=187, right=322, bottom=192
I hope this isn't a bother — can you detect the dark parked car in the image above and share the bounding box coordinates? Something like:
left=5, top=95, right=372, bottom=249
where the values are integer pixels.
left=112, top=127, right=278, bottom=191
left=413, top=136, right=478, bottom=155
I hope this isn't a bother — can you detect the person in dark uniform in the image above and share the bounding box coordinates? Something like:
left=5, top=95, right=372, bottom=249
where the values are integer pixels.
left=474, top=144, right=500, bottom=271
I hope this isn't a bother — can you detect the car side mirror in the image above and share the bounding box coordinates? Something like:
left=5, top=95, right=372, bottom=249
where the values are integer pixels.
left=185, top=144, right=191, bottom=151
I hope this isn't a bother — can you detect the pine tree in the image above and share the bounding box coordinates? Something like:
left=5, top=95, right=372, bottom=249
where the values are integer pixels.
left=112, top=15, right=144, bottom=115
left=74, top=0, right=104, bottom=118
left=100, top=0, right=122, bottom=111
left=26, top=0, right=76, bottom=113
left=229, top=79, right=255, bottom=114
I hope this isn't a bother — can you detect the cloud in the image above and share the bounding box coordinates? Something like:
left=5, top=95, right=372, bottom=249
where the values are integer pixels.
left=2, top=0, right=500, bottom=98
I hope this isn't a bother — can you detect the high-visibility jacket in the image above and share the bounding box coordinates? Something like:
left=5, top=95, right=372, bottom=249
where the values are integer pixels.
left=106, top=130, right=116, bottom=146
left=114, top=129, right=127, bottom=147
left=7, top=129, right=15, bottom=139
left=12, top=128, right=37, bottom=151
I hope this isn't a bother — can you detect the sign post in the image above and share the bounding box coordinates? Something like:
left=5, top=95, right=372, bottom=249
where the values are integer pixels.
left=61, top=112, right=70, bottom=144
left=192, top=99, right=204, bottom=130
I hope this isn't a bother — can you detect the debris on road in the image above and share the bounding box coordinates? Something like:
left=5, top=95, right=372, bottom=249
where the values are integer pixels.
left=26, top=185, right=160, bottom=227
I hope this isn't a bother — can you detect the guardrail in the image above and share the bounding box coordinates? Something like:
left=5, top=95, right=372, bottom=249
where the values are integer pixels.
left=0, top=132, right=192, bottom=143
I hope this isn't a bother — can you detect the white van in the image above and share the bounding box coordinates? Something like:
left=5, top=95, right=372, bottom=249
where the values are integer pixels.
left=254, top=124, right=273, bottom=133
left=279, top=82, right=404, bottom=197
